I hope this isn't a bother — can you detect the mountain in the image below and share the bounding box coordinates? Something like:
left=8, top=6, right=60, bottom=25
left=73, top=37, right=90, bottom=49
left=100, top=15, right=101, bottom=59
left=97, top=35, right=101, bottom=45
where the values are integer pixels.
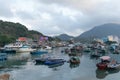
left=56, top=34, right=74, bottom=41
left=0, top=20, right=44, bottom=46
left=0, top=20, right=44, bottom=38
left=77, top=23, right=120, bottom=40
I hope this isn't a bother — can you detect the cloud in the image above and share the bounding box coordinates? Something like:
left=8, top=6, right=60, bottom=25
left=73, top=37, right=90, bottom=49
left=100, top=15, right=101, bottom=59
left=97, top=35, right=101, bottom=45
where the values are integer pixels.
left=0, top=0, right=13, bottom=17
left=0, top=0, right=120, bottom=36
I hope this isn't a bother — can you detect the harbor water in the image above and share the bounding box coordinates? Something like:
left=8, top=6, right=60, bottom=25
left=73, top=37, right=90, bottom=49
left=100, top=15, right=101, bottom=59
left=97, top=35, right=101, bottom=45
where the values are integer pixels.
left=0, top=47, right=120, bottom=80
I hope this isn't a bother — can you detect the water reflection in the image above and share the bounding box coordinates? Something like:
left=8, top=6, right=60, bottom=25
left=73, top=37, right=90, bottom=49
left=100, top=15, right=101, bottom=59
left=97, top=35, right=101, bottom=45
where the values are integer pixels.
left=48, top=63, right=64, bottom=68
left=1, top=47, right=120, bottom=80
left=96, top=68, right=120, bottom=79
left=0, top=52, right=30, bottom=71
left=69, top=63, right=80, bottom=68
left=96, top=69, right=108, bottom=79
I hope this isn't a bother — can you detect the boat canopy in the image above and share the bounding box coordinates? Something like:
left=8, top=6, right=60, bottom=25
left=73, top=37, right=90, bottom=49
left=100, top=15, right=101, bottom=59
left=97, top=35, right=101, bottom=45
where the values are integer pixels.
left=100, top=56, right=110, bottom=61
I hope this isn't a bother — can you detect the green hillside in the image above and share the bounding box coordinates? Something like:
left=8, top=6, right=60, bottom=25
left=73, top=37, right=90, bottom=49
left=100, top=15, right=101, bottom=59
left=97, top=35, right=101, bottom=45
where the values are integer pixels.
left=0, top=20, right=43, bottom=46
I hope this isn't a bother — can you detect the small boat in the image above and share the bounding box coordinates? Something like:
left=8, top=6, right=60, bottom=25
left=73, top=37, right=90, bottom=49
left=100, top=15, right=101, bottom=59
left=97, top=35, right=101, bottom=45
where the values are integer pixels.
left=96, top=56, right=110, bottom=70
left=16, top=45, right=35, bottom=53
left=91, top=54, right=100, bottom=58
left=35, top=58, right=49, bottom=64
left=96, top=63, right=108, bottom=70
left=83, top=47, right=91, bottom=52
left=113, top=49, right=120, bottom=54
left=107, top=60, right=120, bottom=69
left=30, top=49, right=48, bottom=55
left=107, top=63, right=120, bottom=69
left=90, top=50, right=101, bottom=58
left=44, top=46, right=52, bottom=50
left=44, top=59, right=65, bottom=65
left=64, top=48, right=71, bottom=54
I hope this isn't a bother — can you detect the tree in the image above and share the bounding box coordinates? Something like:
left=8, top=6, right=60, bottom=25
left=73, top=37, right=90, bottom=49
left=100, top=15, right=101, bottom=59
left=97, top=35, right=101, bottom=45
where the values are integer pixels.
left=0, top=34, right=15, bottom=47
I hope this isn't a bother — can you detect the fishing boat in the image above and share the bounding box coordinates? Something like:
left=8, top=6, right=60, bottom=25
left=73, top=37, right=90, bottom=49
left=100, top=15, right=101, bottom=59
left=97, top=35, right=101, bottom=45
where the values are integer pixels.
left=30, top=49, right=48, bottom=55
left=35, top=58, right=49, bottom=64
left=97, top=62, right=108, bottom=70
left=96, top=56, right=110, bottom=70
left=107, top=63, right=120, bottom=69
left=113, top=49, right=120, bottom=54
left=90, top=50, right=101, bottom=58
left=83, top=48, right=91, bottom=52
left=107, top=60, right=120, bottom=69
left=44, top=59, right=65, bottom=65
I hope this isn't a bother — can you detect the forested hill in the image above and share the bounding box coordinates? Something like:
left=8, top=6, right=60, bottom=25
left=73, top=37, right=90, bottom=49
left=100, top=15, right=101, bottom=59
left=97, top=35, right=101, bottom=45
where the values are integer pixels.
left=55, top=34, right=74, bottom=41
left=0, top=20, right=43, bottom=46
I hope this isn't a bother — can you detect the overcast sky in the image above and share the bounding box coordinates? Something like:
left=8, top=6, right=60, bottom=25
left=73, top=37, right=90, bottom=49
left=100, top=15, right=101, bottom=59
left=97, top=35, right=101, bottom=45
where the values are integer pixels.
left=0, top=0, right=120, bottom=37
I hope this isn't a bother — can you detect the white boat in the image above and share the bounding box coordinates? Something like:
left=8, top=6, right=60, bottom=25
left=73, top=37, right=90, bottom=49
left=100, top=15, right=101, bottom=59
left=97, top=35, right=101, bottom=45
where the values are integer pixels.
left=107, top=63, right=120, bottom=69
left=107, top=60, right=120, bottom=69
left=45, top=46, right=52, bottom=50
left=16, top=45, right=36, bottom=53
left=4, top=43, right=23, bottom=51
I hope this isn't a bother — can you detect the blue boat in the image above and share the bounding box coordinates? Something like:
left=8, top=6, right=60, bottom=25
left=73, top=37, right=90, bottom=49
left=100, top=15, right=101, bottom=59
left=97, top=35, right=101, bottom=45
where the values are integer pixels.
left=35, top=58, right=49, bottom=64
left=44, top=59, right=65, bottom=65
left=30, top=49, right=48, bottom=55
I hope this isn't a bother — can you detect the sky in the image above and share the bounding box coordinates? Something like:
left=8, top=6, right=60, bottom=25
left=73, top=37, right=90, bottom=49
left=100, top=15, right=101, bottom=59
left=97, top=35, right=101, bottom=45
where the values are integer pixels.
left=0, top=0, right=120, bottom=37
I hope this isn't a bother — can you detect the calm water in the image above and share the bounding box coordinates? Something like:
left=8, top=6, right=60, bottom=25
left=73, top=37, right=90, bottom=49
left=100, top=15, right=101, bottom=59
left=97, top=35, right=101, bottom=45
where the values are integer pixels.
left=0, top=47, right=120, bottom=80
